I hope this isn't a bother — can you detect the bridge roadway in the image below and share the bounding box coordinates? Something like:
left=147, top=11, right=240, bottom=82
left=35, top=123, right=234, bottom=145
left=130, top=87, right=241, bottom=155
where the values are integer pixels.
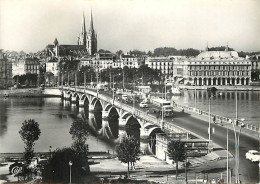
left=64, top=87, right=259, bottom=183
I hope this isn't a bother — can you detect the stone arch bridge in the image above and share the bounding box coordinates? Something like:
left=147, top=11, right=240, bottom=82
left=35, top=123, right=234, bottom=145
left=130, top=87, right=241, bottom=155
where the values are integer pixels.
left=62, top=87, right=202, bottom=141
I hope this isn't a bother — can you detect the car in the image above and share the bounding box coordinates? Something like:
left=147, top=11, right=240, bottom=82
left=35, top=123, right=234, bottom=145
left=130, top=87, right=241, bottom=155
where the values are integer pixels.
left=139, top=102, right=148, bottom=108
left=116, top=89, right=123, bottom=95
left=245, top=150, right=260, bottom=162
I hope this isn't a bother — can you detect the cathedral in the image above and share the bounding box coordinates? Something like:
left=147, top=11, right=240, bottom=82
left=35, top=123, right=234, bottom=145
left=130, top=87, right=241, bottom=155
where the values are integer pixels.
left=45, top=11, right=97, bottom=57
left=77, top=11, right=97, bottom=56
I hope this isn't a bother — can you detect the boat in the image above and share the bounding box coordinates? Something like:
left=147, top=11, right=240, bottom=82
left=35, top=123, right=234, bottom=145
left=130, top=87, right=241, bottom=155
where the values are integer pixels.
left=171, top=86, right=181, bottom=96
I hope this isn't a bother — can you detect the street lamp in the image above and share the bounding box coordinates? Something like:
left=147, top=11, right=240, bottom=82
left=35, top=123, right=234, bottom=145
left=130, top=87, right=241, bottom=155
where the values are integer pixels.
left=222, top=118, right=245, bottom=184
left=231, top=118, right=245, bottom=183
left=208, top=92, right=223, bottom=150
left=49, top=146, right=52, bottom=158
left=185, top=144, right=188, bottom=183
left=69, top=161, right=73, bottom=184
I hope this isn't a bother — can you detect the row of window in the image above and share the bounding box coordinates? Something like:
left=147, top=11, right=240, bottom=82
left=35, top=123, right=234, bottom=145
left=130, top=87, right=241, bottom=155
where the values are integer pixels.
left=190, top=71, right=249, bottom=76
left=26, top=65, right=39, bottom=70
left=189, top=65, right=250, bottom=70
left=152, top=66, right=173, bottom=70
left=150, top=62, right=173, bottom=66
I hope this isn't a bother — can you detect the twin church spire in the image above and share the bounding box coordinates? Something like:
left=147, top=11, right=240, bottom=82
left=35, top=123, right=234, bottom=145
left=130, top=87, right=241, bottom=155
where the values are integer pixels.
left=78, top=10, right=97, bottom=55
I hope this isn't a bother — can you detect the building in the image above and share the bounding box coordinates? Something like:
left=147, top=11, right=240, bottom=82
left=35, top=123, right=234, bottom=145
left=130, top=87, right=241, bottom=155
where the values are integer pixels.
left=156, top=133, right=209, bottom=164
left=12, top=57, right=26, bottom=77
left=25, top=57, right=40, bottom=75
left=121, top=53, right=144, bottom=69
left=46, top=57, right=59, bottom=76
left=145, top=56, right=174, bottom=80
left=77, top=11, right=97, bottom=56
left=80, top=53, right=114, bottom=70
left=249, top=55, right=260, bottom=82
left=0, top=49, right=13, bottom=89
left=173, top=45, right=252, bottom=86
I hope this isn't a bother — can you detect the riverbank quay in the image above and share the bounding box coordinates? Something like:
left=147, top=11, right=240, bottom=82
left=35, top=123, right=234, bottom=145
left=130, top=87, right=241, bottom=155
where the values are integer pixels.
left=0, top=88, right=61, bottom=97
left=178, top=85, right=260, bottom=91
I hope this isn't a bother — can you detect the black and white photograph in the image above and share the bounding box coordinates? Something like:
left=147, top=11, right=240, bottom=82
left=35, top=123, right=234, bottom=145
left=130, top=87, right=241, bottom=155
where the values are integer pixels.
left=0, top=0, right=259, bottom=183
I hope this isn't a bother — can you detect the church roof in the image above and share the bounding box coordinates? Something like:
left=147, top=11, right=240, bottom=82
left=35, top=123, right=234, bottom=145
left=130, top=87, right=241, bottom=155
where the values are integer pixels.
left=59, top=45, right=87, bottom=50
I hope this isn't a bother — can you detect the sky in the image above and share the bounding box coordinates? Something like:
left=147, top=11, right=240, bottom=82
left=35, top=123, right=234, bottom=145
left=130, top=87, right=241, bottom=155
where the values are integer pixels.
left=0, top=0, right=260, bottom=53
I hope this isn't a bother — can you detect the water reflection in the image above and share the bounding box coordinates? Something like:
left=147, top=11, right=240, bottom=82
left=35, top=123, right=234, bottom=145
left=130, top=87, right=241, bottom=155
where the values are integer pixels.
left=0, top=99, right=8, bottom=136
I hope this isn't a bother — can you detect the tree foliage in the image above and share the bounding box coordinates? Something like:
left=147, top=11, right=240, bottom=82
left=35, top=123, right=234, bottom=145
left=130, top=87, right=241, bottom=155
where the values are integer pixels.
left=41, top=147, right=90, bottom=183
left=167, top=140, right=185, bottom=180
left=19, top=119, right=41, bottom=166
left=153, top=47, right=200, bottom=57
left=13, top=74, right=38, bottom=87
left=115, top=137, right=141, bottom=177
left=69, top=118, right=89, bottom=165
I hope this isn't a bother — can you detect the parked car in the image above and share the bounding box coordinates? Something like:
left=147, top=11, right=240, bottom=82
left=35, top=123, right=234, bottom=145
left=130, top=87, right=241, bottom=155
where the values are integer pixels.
left=245, top=150, right=260, bottom=162
left=139, top=102, right=148, bottom=108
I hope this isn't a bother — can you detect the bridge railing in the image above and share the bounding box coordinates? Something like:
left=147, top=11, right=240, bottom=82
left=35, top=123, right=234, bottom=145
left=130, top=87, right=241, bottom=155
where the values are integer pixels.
left=173, top=103, right=259, bottom=134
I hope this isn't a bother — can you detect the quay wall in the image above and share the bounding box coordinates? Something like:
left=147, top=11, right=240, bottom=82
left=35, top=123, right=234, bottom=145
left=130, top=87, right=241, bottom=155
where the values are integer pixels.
left=0, top=88, right=61, bottom=97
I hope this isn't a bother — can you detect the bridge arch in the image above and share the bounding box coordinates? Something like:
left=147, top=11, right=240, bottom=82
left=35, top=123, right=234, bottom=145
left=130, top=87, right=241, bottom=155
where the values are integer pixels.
left=147, top=127, right=164, bottom=154
left=125, top=116, right=141, bottom=140
left=91, top=97, right=103, bottom=111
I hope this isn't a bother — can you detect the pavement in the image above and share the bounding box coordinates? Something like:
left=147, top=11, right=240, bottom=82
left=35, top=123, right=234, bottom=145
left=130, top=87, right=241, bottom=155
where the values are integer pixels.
left=90, top=152, right=232, bottom=184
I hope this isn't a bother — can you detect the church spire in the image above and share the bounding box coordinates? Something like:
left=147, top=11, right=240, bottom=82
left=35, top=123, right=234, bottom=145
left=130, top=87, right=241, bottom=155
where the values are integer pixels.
left=81, top=11, right=86, bottom=34
left=90, top=9, right=94, bottom=32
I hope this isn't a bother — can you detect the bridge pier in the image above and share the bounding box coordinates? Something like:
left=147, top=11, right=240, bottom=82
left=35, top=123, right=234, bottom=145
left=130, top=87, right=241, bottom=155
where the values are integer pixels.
left=89, top=104, right=95, bottom=112
left=102, top=110, right=109, bottom=119
left=140, top=127, right=149, bottom=139
left=79, top=99, right=84, bottom=107
left=63, top=93, right=71, bottom=100
left=119, top=118, right=127, bottom=127
left=71, top=96, right=78, bottom=104
left=79, top=107, right=85, bottom=113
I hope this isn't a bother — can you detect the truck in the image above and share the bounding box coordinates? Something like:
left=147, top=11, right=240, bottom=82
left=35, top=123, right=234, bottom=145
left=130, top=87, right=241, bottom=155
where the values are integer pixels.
left=151, top=98, right=174, bottom=117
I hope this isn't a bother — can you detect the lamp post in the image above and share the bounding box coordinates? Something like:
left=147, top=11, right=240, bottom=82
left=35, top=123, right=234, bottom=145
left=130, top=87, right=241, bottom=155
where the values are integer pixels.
left=49, top=146, right=52, bottom=158
left=185, top=144, right=188, bottom=183
left=222, top=118, right=245, bottom=184
left=231, top=118, right=245, bottom=184
left=194, top=88, right=197, bottom=109
left=69, top=161, right=73, bottom=184
left=208, top=93, right=223, bottom=150
left=112, top=75, right=115, bottom=105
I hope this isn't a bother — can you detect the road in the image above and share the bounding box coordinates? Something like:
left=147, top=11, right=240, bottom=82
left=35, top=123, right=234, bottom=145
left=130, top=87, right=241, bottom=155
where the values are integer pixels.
left=94, top=89, right=259, bottom=182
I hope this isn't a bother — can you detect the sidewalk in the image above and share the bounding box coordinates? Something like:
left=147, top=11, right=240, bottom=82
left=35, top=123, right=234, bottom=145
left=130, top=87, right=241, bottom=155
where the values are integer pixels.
left=90, top=154, right=230, bottom=184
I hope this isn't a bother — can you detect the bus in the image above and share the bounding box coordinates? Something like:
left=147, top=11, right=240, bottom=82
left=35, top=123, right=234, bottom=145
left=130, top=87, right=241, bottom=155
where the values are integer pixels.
left=150, top=98, right=174, bottom=117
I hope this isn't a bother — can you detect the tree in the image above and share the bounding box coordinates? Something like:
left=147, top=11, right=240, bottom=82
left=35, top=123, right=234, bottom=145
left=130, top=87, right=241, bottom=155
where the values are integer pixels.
left=115, top=137, right=141, bottom=177
left=69, top=118, right=89, bottom=165
left=41, top=147, right=89, bottom=183
left=167, top=140, right=185, bottom=180
left=19, top=119, right=41, bottom=166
